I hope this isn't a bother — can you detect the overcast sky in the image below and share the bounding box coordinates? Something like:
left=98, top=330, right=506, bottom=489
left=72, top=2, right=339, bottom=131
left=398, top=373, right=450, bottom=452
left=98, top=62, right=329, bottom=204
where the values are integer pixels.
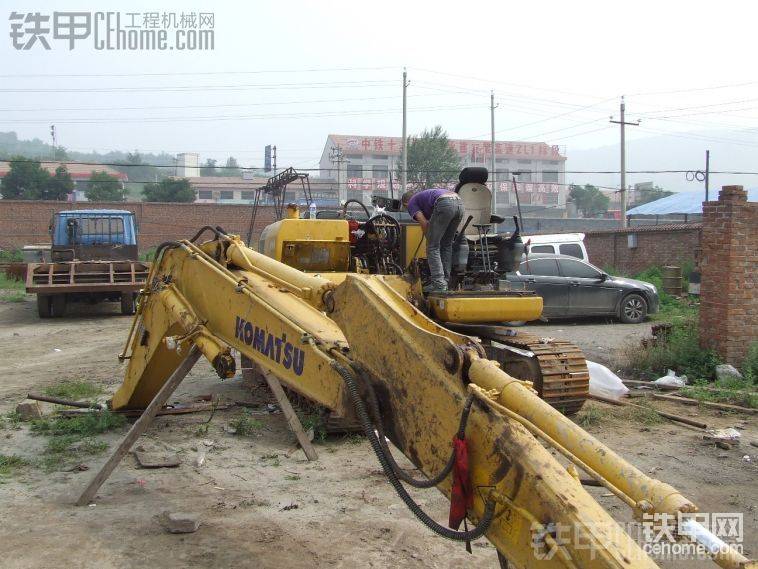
left=2, top=0, right=756, bottom=188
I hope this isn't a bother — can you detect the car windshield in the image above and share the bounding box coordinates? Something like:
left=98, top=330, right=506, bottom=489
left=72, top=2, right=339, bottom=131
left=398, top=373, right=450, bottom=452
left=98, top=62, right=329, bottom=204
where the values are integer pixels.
left=559, top=258, right=601, bottom=278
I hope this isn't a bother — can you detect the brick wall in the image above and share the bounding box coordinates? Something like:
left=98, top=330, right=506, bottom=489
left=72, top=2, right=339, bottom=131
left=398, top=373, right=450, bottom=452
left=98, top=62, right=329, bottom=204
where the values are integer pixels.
left=699, top=186, right=758, bottom=367
left=0, top=200, right=276, bottom=252
left=583, top=224, right=702, bottom=275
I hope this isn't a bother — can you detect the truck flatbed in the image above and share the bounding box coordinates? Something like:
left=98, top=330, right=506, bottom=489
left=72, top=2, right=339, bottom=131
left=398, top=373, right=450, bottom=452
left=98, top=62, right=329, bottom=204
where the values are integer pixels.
left=26, top=260, right=149, bottom=294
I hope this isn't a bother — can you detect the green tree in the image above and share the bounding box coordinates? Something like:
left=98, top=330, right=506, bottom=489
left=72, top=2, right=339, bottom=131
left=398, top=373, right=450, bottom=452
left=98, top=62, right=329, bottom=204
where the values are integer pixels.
left=569, top=184, right=610, bottom=217
left=200, top=158, right=218, bottom=177
left=142, top=177, right=195, bottom=202
left=632, top=184, right=674, bottom=206
left=398, top=126, right=460, bottom=190
left=85, top=170, right=125, bottom=202
left=224, top=156, right=242, bottom=177
left=0, top=156, right=52, bottom=200
left=46, top=165, right=74, bottom=200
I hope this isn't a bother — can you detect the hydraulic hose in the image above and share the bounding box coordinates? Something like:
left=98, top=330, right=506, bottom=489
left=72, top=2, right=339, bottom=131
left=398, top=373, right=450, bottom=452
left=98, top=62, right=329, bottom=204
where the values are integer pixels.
left=356, top=365, right=471, bottom=488
left=331, top=360, right=495, bottom=542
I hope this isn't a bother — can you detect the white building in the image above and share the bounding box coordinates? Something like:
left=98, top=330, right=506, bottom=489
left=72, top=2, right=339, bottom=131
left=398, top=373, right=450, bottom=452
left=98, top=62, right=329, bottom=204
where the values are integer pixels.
left=319, top=134, right=568, bottom=215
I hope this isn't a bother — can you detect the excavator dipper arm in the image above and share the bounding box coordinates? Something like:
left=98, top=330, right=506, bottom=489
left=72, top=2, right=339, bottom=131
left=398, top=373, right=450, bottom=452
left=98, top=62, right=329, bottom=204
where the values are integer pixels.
left=113, top=234, right=754, bottom=569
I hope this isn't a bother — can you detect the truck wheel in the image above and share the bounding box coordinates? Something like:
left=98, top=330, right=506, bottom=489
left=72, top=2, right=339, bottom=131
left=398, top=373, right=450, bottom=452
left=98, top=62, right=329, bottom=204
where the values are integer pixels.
left=37, top=295, right=52, bottom=318
left=120, top=292, right=136, bottom=316
left=619, top=293, right=647, bottom=324
left=51, top=294, right=67, bottom=318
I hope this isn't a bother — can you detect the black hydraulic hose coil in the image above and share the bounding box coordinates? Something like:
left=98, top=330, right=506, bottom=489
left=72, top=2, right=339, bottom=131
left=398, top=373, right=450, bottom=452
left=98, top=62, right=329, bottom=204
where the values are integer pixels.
left=331, top=361, right=495, bottom=542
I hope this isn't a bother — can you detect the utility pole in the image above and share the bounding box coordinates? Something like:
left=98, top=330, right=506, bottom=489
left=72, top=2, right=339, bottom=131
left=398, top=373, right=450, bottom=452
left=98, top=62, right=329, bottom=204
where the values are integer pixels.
left=610, top=96, right=639, bottom=228
left=705, top=150, right=710, bottom=202
left=401, top=68, right=409, bottom=193
left=329, top=145, right=346, bottom=203
left=490, top=91, right=498, bottom=216
left=50, top=125, right=56, bottom=160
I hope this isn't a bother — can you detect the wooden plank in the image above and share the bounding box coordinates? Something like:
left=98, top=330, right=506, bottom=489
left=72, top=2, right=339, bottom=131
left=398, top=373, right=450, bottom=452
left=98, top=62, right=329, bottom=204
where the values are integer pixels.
left=256, top=366, right=318, bottom=462
left=69, top=263, right=74, bottom=285
left=651, top=393, right=757, bottom=415
left=75, top=347, right=201, bottom=506
left=239, top=356, right=317, bottom=460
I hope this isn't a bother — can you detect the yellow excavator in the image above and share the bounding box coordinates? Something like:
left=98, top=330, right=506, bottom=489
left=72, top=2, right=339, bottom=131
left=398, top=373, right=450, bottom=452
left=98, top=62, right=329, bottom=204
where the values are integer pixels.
left=111, top=169, right=754, bottom=569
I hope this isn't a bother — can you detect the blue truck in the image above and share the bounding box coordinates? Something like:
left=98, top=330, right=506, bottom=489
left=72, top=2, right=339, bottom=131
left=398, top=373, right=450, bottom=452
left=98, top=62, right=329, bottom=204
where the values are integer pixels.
left=25, top=210, right=150, bottom=318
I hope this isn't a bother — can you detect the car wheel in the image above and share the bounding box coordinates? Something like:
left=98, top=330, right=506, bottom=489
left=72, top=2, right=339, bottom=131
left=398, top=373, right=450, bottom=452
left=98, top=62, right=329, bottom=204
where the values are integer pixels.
left=619, top=293, right=647, bottom=324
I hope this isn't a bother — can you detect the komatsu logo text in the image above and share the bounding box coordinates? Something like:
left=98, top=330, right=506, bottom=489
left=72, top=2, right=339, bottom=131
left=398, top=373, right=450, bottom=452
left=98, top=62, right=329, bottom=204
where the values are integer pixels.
left=234, top=316, right=305, bottom=376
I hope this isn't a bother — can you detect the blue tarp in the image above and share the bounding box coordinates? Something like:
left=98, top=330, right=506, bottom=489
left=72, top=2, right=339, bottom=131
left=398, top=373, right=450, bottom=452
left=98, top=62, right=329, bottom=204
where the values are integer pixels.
left=627, top=189, right=758, bottom=216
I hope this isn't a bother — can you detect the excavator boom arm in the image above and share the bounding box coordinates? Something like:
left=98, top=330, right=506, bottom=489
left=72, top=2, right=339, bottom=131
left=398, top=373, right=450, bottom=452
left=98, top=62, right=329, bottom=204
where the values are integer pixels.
left=114, top=233, right=753, bottom=569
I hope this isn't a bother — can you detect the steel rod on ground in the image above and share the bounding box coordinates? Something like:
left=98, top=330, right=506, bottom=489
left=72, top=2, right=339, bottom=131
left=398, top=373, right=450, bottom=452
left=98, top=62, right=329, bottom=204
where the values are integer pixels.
left=75, top=347, right=201, bottom=506
left=589, top=394, right=707, bottom=429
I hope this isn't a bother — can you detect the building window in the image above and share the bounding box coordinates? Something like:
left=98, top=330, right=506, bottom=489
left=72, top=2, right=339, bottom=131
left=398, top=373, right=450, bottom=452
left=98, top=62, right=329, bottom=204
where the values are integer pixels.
left=517, top=170, right=532, bottom=182
left=241, top=191, right=255, bottom=200
left=219, top=190, right=234, bottom=200
left=347, top=165, right=363, bottom=178
left=544, top=192, right=559, bottom=205
left=346, top=154, right=362, bottom=160
left=517, top=159, right=531, bottom=165
left=542, top=170, right=560, bottom=183
left=371, top=154, right=388, bottom=160
left=372, top=166, right=388, bottom=179
left=198, top=190, right=212, bottom=200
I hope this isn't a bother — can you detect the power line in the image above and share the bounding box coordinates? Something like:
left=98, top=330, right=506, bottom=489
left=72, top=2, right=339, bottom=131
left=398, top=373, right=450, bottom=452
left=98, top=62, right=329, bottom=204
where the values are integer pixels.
left=0, top=65, right=398, bottom=79
left=0, top=103, right=485, bottom=125
left=630, top=80, right=758, bottom=97
left=4, top=157, right=758, bottom=175
left=0, top=93, right=448, bottom=113
left=0, top=80, right=397, bottom=93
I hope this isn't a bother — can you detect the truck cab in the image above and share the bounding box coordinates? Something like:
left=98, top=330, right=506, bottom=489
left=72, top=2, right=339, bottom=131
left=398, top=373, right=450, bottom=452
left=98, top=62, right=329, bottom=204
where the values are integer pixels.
left=51, top=210, right=138, bottom=262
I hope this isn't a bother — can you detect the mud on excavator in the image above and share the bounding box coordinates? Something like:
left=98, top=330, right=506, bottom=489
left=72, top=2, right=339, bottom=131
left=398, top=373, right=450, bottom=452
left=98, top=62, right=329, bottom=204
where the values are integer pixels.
left=110, top=168, right=754, bottom=568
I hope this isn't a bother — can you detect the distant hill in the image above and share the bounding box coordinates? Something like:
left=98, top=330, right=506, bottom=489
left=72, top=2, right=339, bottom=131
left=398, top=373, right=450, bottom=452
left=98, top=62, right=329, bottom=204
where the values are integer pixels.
left=0, top=131, right=177, bottom=168
left=566, top=129, right=758, bottom=194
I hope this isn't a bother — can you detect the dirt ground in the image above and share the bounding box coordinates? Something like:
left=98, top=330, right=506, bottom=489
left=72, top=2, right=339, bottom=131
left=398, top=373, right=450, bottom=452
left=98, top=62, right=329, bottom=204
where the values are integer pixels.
left=0, top=296, right=755, bottom=569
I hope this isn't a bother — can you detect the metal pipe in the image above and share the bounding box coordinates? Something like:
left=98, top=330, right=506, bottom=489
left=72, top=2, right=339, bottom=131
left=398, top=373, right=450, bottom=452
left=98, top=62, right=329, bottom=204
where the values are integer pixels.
left=225, top=238, right=335, bottom=310
left=466, top=354, right=697, bottom=518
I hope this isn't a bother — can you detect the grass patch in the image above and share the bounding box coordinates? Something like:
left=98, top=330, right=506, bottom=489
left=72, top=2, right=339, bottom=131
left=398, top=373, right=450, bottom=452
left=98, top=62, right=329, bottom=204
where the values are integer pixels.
left=0, top=249, right=23, bottom=263
left=0, top=454, right=29, bottom=479
left=297, top=411, right=328, bottom=442
left=632, top=266, right=697, bottom=322
left=742, top=342, right=758, bottom=384
left=44, top=380, right=103, bottom=401
left=228, top=411, right=263, bottom=437
left=0, top=411, right=22, bottom=431
left=139, top=248, right=156, bottom=262
left=284, top=474, right=301, bottom=481
left=621, top=402, right=665, bottom=425
left=31, top=409, right=125, bottom=437
left=30, top=410, right=124, bottom=472
left=624, top=316, right=720, bottom=382
left=576, top=405, right=608, bottom=428
left=0, top=272, right=24, bottom=291
left=681, top=378, right=758, bottom=409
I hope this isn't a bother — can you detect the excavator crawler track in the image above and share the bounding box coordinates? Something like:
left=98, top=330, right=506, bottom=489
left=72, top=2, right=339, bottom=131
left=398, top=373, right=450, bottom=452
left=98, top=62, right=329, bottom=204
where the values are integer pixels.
left=446, top=324, right=590, bottom=415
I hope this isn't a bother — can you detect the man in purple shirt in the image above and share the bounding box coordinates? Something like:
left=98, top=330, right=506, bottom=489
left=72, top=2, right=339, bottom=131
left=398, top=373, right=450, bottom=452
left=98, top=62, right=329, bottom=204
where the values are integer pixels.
left=402, top=188, right=464, bottom=292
